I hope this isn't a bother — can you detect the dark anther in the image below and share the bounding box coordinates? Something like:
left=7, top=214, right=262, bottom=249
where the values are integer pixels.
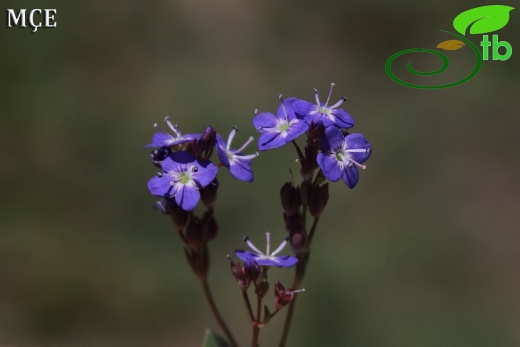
left=243, top=236, right=249, bottom=242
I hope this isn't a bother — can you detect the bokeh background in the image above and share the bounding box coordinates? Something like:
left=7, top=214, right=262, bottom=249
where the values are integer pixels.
left=1, top=0, right=519, bottom=346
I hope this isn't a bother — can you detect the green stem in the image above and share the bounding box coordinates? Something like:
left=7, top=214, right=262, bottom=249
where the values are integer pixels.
left=200, top=279, right=238, bottom=347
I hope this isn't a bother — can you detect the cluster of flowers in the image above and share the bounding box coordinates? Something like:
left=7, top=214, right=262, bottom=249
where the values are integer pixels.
left=253, top=83, right=372, bottom=188
left=147, top=83, right=372, bottom=214
left=146, top=117, right=259, bottom=211
left=144, top=84, right=372, bottom=345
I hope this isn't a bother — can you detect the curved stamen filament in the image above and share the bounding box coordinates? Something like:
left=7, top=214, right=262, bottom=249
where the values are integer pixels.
left=244, top=236, right=264, bottom=255
left=236, top=136, right=254, bottom=153
left=164, top=116, right=181, bottom=137
left=346, top=156, right=366, bottom=170
left=227, top=127, right=238, bottom=150
left=237, top=153, right=259, bottom=160
left=270, top=237, right=289, bottom=256
left=312, top=88, right=320, bottom=108
left=324, top=82, right=335, bottom=107
left=279, top=94, right=289, bottom=121
left=330, top=96, right=347, bottom=109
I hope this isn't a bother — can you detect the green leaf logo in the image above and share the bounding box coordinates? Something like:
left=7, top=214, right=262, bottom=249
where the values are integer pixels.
left=453, top=5, right=514, bottom=35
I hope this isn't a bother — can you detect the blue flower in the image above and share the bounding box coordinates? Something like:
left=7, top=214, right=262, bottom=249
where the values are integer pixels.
left=148, top=151, right=218, bottom=211
left=317, top=126, right=371, bottom=188
left=145, top=116, right=198, bottom=148
left=235, top=232, right=298, bottom=268
left=293, top=83, right=354, bottom=129
left=253, top=96, right=308, bottom=150
left=216, top=127, right=259, bottom=182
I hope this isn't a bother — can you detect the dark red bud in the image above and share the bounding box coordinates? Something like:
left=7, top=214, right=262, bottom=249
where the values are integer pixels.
left=255, top=280, right=270, bottom=298
left=166, top=199, right=189, bottom=230
left=200, top=178, right=219, bottom=208
left=280, top=182, right=301, bottom=216
left=185, top=216, right=203, bottom=251
left=307, top=183, right=329, bottom=218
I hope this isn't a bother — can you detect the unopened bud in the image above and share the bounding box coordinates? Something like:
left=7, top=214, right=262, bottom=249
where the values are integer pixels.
left=166, top=199, right=189, bottom=230
left=200, top=178, right=218, bottom=208
left=245, top=259, right=262, bottom=283
left=185, top=216, right=203, bottom=251
left=307, top=121, right=324, bottom=141
left=307, top=183, right=329, bottom=218
left=289, top=230, right=309, bottom=255
left=280, top=182, right=301, bottom=216
left=255, top=280, right=270, bottom=298
left=194, top=126, right=216, bottom=157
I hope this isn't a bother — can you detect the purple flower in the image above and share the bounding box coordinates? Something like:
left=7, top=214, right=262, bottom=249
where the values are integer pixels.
left=148, top=151, right=218, bottom=211
left=145, top=116, right=198, bottom=148
left=317, top=126, right=371, bottom=188
left=293, top=83, right=354, bottom=129
left=253, top=96, right=308, bottom=150
left=216, top=127, right=259, bottom=182
left=235, top=232, right=298, bottom=268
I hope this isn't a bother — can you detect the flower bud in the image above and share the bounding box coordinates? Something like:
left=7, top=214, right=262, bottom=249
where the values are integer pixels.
left=289, top=229, right=308, bottom=255
left=307, top=121, right=324, bottom=141
left=194, top=126, right=216, bottom=158
left=280, top=182, right=301, bottom=216
left=200, top=178, right=218, bottom=208
left=244, top=259, right=261, bottom=283
left=185, top=216, right=203, bottom=251
left=166, top=199, right=189, bottom=230
left=307, top=183, right=329, bottom=218
left=255, top=280, right=270, bottom=298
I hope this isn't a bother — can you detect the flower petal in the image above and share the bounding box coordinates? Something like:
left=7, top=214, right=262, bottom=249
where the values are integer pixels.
left=293, top=100, right=315, bottom=117
left=170, top=151, right=197, bottom=165
left=342, top=165, right=359, bottom=188
left=317, top=152, right=342, bottom=182
left=235, top=250, right=260, bottom=263
left=192, top=159, right=218, bottom=187
left=175, top=184, right=200, bottom=211
left=283, top=120, right=308, bottom=143
left=320, top=126, right=344, bottom=152
left=253, top=112, right=278, bottom=131
left=276, top=97, right=298, bottom=120
left=148, top=175, right=173, bottom=197
left=345, top=133, right=372, bottom=164
left=271, top=255, right=298, bottom=267
left=258, top=132, right=285, bottom=150
left=215, top=134, right=230, bottom=168
left=331, top=109, right=355, bottom=129
left=229, top=159, right=254, bottom=182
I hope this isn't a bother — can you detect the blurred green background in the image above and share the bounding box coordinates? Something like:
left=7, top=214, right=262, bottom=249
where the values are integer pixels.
left=1, top=0, right=519, bottom=346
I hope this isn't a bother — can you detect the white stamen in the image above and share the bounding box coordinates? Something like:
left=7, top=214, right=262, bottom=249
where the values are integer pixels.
left=324, top=82, right=335, bottom=107
left=330, top=96, right=346, bottom=109
left=237, top=152, right=258, bottom=160
left=164, top=116, right=181, bottom=137
left=227, top=127, right=238, bottom=150
left=288, top=288, right=306, bottom=294
left=266, top=232, right=270, bottom=256
left=270, top=237, right=288, bottom=256
left=244, top=236, right=264, bottom=255
left=313, top=88, right=320, bottom=105
left=236, top=136, right=254, bottom=153
left=279, top=94, right=289, bottom=121
left=347, top=156, right=366, bottom=170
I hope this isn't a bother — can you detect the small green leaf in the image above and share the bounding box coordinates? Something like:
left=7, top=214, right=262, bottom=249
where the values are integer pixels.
left=453, top=5, right=514, bottom=35
left=202, top=329, right=230, bottom=347
left=263, top=305, right=272, bottom=325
